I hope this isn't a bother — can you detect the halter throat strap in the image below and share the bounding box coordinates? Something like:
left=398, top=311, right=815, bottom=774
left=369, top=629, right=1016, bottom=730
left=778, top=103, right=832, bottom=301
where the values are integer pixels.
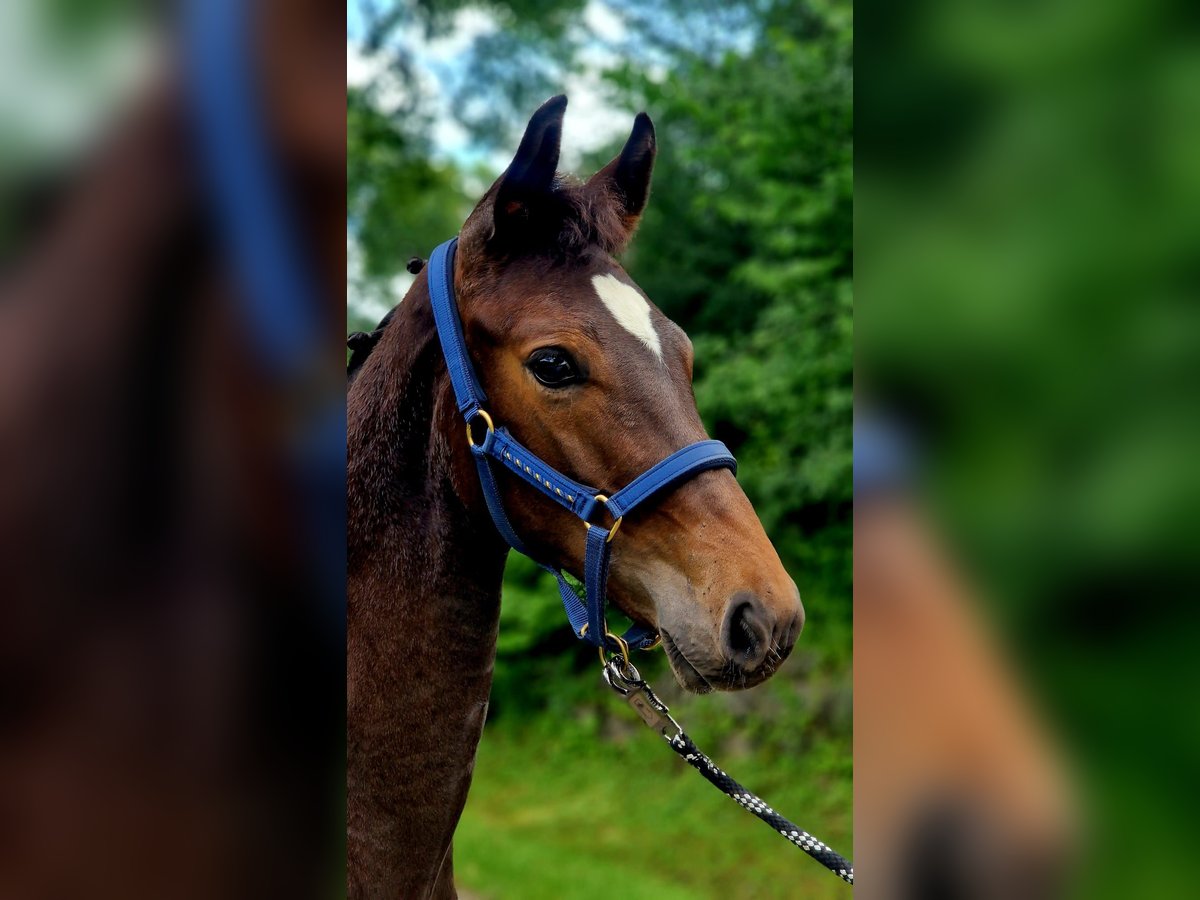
left=427, top=237, right=737, bottom=652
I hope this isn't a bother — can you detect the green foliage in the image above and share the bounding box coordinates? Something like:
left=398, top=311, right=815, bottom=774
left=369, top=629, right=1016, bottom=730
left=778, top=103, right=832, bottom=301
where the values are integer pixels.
left=347, top=87, right=471, bottom=281
left=614, top=0, right=854, bottom=665
left=614, top=1, right=852, bottom=338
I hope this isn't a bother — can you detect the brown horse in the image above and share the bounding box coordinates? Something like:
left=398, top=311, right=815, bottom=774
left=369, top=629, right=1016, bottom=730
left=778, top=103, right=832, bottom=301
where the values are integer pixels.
left=346, top=96, right=805, bottom=897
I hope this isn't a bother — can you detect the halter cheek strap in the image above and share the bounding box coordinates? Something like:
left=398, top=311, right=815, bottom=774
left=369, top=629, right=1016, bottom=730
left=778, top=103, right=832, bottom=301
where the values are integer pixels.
left=427, top=237, right=737, bottom=654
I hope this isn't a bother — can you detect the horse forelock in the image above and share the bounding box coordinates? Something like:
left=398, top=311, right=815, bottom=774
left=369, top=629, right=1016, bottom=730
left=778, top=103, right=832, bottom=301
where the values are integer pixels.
left=458, top=173, right=636, bottom=264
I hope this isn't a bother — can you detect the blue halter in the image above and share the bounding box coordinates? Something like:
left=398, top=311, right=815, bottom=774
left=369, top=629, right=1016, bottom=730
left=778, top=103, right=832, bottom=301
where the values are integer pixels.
left=427, top=238, right=737, bottom=656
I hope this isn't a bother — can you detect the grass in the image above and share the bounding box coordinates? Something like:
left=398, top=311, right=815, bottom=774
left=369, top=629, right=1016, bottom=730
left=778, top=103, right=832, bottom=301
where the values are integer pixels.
left=454, top=711, right=852, bottom=900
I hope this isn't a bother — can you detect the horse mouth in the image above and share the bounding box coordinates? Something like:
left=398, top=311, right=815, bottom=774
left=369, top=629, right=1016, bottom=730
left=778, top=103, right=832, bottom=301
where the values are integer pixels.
left=660, top=627, right=790, bottom=693
left=661, top=629, right=715, bottom=694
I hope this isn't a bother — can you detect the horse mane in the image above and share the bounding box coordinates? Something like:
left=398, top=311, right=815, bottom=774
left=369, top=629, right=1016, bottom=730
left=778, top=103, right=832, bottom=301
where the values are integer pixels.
left=347, top=305, right=397, bottom=384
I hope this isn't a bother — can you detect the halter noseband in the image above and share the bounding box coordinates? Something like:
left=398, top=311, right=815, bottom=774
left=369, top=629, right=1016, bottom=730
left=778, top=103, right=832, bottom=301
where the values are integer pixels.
left=427, top=237, right=737, bottom=656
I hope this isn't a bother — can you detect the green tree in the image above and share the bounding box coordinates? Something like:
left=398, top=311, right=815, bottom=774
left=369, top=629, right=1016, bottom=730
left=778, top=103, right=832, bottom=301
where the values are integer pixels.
left=612, top=1, right=854, bottom=662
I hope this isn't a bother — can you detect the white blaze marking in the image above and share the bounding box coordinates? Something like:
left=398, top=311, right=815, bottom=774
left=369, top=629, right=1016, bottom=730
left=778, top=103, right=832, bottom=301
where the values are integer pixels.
left=591, top=274, right=663, bottom=361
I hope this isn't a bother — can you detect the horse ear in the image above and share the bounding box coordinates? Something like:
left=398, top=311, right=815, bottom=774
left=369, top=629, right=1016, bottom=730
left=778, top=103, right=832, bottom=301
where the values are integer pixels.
left=493, top=94, right=567, bottom=233
left=588, top=112, right=656, bottom=232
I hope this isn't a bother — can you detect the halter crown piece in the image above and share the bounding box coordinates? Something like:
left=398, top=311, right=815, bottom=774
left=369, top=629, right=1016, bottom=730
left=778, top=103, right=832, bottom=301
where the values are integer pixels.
left=427, top=238, right=737, bottom=655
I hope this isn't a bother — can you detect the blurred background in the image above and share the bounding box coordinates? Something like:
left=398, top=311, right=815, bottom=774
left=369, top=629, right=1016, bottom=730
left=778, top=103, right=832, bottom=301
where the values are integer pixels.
left=2, top=1, right=343, bottom=896
left=347, top=1, right=853, bottom=897
left=857, top=0, right=1200, bottom=897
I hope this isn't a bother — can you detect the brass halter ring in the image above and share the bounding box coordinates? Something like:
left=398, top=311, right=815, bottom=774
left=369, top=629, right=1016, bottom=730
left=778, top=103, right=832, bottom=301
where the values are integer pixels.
left=580, top=624, right=631, bottom=666
left=584, top=493, right=623, bottom=543
left=465, top=409, right=495, bottom=448
left=580, top=623, right=660, bottom=656
left=597, top=629, right=631, bottom=668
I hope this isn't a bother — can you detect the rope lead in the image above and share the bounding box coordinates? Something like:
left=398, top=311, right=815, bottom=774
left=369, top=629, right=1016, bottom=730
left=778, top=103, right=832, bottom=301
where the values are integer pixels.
left=666, top=731, right=854, bottom=884
left=602, top=656, right=853, bottom=886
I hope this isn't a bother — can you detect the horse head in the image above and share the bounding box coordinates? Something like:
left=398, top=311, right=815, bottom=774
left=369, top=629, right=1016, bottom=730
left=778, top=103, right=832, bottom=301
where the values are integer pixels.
left=447, top=95, right=803, bottom=692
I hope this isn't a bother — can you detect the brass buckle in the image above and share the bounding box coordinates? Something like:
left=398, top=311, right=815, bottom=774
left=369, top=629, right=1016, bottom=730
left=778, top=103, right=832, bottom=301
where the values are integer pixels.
left=583, top=493, right=623, bottom=543
left=465, top=409, right=494, bottom=447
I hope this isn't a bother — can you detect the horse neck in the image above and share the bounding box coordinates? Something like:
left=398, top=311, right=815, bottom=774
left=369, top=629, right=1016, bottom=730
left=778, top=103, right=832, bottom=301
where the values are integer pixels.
left=346, top=274, right=508, bottom=893
left=347, top=271, right=508, bottom=594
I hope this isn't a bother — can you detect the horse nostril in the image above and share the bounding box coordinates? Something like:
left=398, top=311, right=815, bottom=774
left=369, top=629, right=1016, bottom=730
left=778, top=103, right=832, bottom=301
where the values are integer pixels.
left=729, top=606, right=757, bottom=656
left=720, top=593, right=771, bottom=670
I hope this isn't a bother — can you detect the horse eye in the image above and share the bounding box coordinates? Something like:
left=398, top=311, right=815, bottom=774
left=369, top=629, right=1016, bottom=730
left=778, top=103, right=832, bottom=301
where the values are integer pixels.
left=527, top=348, right=581, bottom=387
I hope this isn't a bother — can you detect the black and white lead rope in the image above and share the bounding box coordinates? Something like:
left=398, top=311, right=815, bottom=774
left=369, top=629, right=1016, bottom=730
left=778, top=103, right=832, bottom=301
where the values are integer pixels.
left=666, top=731, right=854, bottom=884
left=603, top=656, right=854, bottom=886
